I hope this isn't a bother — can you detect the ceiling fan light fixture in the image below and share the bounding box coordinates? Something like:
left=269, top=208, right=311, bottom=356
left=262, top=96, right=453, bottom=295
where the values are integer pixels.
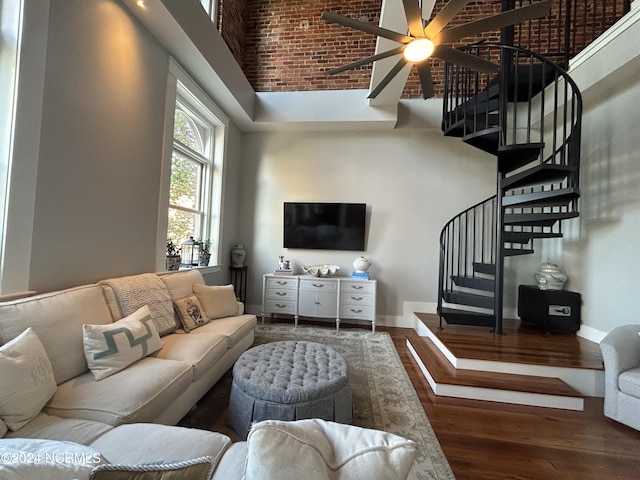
left=403, top=38, right=435, bottom=63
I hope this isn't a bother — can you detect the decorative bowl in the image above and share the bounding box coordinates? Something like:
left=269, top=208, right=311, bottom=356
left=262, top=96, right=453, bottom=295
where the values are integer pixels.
left=302, top=264, right=340, bottom=277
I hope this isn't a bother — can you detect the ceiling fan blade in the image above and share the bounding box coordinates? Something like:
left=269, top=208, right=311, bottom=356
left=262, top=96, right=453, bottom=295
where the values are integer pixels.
left=434, top=45, right=499, bottom=74
left=328, top=46, right=405, bottom=75
left=321, top=12, right=412, bottom=44
left=435, top=0, right=553, bottom=44
left=424, top=0, right=471, bottom=39
left=403, top=0, right=425, bottom=38
left=368, top=57, right=409, bottom=99
left=416, top=62, right=435, bottom=99
left=421, top=0, right=437, bottom=21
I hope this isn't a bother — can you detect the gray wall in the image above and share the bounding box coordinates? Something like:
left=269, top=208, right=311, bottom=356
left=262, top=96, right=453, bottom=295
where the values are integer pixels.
left=24, top=0, right=244, bottom=292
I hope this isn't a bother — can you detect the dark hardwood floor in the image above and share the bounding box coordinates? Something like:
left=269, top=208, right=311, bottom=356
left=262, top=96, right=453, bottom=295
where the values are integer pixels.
left=376, top=324, right=640, bottom=480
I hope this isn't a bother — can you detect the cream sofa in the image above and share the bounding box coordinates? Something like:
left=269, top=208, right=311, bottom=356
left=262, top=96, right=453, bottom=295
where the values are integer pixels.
left=0, top=269, right=418, bottom=479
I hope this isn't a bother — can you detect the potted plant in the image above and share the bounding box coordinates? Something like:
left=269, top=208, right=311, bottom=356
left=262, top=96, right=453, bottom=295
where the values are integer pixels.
left=198, top=238, right=211, bottom=267
left=166, top=239, right=181, bottom=271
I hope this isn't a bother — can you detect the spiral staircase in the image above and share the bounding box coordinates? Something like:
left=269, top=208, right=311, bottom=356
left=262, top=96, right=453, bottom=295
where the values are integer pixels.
left=436, top=44, right=582, bottom=335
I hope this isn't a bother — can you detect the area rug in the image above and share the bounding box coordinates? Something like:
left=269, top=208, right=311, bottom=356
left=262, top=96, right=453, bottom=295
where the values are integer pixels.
left=178, top=323, right=454, bottom=480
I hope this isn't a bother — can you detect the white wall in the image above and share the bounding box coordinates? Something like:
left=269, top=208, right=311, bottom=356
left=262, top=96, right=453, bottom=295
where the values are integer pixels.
left=541, top=8, right=640, bottom=339
left=238, top=127, right=497, bottom=323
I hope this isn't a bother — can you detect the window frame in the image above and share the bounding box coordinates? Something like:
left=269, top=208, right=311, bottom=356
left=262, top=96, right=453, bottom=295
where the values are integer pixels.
left=157, top=59, right=228, bottom=273
left=199, top=0, right=219, bottom=26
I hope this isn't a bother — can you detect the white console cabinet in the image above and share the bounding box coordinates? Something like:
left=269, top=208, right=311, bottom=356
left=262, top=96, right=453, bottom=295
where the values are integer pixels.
left=262, top=274, right=377, bottom=332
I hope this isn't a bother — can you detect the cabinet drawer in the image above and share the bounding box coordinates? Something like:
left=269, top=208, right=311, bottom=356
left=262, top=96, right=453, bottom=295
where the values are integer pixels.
left=340, top=293, right=374, bottom=306
left=266, top=288, right=297, bottom=301
left=299, top=279, right=338, bottom=292
left=265, top=300, right=296, bottom=314
left=266, top=277, right=297, bottom=289
left=340, top=281, right=375, bottom=294
left=340, top=305, right=374, bottom=321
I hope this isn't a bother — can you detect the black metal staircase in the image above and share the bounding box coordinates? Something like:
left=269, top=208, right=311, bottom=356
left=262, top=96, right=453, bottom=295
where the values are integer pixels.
left=438, top=44, right=582, bottom=335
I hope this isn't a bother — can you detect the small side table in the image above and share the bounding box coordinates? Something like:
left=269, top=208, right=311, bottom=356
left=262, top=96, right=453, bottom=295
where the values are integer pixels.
left=229, top=266, right=248, bottom=303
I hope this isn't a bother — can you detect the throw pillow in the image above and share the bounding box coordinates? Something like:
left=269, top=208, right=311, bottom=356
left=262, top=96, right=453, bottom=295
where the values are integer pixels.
left=0, top=438, right=105, bottom=480
left=90, top=457, right=215, bottom=480
left=192, top=284, right=238, bottom=320
left=245, top=419, right=418, bottom=480
left=173, top=295, right=209, bottom=332
left=83, top=305, right=163, bottom=381
left=0, top=327, right=57, bottom=431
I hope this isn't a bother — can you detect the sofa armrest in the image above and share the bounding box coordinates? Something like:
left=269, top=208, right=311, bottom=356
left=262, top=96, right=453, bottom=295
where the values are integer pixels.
left=600, top=325, right=640, bottom=378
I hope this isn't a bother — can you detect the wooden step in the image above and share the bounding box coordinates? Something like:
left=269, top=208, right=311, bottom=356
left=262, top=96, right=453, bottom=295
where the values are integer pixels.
left=406, top=332, right=584, bottom=411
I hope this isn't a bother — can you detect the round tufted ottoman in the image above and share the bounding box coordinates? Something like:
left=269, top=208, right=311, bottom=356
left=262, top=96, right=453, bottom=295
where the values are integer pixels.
left=228, top=341, right=352, bottom=439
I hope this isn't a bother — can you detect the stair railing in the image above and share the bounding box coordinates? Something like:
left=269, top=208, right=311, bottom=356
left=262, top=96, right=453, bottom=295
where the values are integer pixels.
left=439, top=45, right=582, bottom=333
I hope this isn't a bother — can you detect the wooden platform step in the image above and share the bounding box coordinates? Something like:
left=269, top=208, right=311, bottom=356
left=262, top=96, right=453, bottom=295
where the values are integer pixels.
left=406, top=332, right=585, bottom=411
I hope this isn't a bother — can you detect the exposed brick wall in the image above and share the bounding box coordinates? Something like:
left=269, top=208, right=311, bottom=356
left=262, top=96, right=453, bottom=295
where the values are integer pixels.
left=218, top=0, right=247, bottom=68
left=217, top=0, right=628, bottom=99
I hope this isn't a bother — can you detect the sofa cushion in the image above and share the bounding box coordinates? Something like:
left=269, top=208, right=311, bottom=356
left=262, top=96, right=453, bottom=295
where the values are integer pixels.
left=99, top=274, right=176, bottom=336
left=154, top=331, right=227, bottom=382
left=0, top=438, right=106, bottom=480
left=188, top=314, right=256, bottom=349
left=173, top=295, right=209, bottom=332
left=46, top=357, right=192, bottom=426
left=0, top=328, right=57, bottom=431
left=0, top=419, right=6, bottom=438
left=160, top=270, right=206, bottom=329
left=244, top=419, right=418, bottom=480
left=5, top=412, right=112, bottom=445
left=193, top=284, right=238, bottom=320
left=83, top=306, right=164, bottom=381
left=0, top=284, right=113, bottom=384
left=89, top=457, right=215, bottom=480
left=89, top=424, right=231, bottom=467
left=619, top=366, right=640, bottom=398
left=160, top=270, right=206, bottom=301
left=211, top=442, right=247, bottom=480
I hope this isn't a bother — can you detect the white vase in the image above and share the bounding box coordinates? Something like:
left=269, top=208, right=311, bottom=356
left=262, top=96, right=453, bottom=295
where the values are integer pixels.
left=230, top=244, right=246, bottom=267
left=352, top=256, right=371, bottom=273
left=535, top=259, right=568, bottom=290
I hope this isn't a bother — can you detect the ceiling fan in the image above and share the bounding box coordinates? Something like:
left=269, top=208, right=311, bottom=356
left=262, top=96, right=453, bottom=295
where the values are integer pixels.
left=321, top=0, right=552, bottom=99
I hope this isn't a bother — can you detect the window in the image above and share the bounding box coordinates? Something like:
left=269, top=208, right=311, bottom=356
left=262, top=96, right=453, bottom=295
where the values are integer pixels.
left=167, top=98, right=212, bottom=249
left=162, top=60, right=228, bottom=270
left=199, top=0, right=218, bottom=25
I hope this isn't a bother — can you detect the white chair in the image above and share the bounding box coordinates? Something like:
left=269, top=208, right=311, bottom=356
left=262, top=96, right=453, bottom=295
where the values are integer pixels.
left=599, top=324, right=640, bottom=431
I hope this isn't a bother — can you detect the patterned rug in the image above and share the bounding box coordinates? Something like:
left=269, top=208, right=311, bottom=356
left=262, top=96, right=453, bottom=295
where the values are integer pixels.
left=178, top=323, right=454, bottom=480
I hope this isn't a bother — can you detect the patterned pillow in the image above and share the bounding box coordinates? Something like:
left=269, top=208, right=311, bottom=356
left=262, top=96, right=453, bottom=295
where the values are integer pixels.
left=83, top=305, right=163, bottom=381
left=90, top=457, right=214, bottom=480
left=0, top=327, right=57, bottom=431
left=174, top=296, right=209, bottom=332
left=193, top=284, right=238, bottom=320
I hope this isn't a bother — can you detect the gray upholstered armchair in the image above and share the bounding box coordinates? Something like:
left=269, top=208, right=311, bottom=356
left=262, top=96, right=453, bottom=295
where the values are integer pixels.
left=599, top=324, right=640, bottom=431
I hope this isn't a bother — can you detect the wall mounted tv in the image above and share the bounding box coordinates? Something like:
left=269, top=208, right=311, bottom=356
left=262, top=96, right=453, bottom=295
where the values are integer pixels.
left=283, top=202, right=366, bottom=251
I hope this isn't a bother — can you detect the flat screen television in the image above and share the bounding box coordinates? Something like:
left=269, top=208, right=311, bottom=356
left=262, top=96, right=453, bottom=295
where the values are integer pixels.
left=283, top=202, right=366, bottom=251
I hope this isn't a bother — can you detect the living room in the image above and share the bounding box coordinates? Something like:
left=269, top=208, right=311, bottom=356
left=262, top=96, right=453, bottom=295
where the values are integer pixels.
left=1, top=0, right=639, bottom=477
left=2, top=0, right=638, bottom=344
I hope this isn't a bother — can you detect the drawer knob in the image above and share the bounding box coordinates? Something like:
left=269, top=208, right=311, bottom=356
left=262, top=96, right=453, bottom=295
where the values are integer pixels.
left=276, top=292, right=287, bottom=296
left=312, top=283, right=324, bottom=288
left=275, top=304, right=287, bottom=308
left=350, top=309, right=363, bottom=313
left=277, top=281, right=287, bottom=285
left=350, top=296, right=363, bottom=301
left=351, top=285, right=364, bottom=290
